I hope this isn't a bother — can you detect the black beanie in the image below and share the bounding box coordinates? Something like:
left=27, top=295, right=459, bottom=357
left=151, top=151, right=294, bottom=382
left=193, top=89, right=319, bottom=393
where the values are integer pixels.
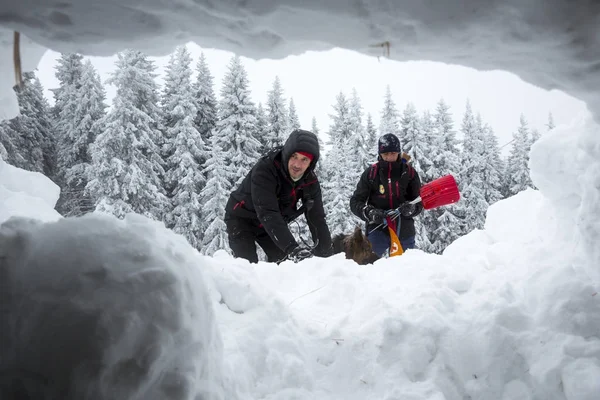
left=378, top=133, right=401, bottom=154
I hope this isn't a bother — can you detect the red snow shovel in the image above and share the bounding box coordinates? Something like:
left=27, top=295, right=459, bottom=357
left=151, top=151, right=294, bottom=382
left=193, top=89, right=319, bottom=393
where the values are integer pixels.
left=409, top=174, right=460, bottom=209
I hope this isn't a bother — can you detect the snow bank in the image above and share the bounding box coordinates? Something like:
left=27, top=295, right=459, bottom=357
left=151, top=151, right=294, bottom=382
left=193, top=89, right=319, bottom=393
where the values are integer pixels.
left=0, top=157, right=61, bottom=224
left=0, top=213, right=230, bottom=400
left=530, top=115, right=600, bottom=282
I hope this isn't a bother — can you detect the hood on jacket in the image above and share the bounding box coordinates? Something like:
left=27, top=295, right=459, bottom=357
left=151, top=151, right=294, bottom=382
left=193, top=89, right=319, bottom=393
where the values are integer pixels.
left=281, top=129, right=320, bottom=175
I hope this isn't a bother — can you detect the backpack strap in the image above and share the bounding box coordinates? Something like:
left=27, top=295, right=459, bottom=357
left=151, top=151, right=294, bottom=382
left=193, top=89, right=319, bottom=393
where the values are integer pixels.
left=367, top=162, right=378, bottom=186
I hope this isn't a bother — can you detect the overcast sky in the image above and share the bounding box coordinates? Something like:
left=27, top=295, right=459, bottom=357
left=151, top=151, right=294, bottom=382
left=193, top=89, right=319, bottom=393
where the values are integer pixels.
left=35, top=43, right=588, bottom=156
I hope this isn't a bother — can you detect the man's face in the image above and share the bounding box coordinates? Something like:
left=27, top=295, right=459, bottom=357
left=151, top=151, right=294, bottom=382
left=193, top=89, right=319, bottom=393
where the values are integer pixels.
left=380, top=152, right=399, bottom=162
left=288, top=152, right=312, bottom=180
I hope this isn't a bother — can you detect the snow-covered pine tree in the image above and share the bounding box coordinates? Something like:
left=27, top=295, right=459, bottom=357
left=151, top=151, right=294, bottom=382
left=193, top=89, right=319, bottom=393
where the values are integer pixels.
left=86, top=49, right=168, bottom=220
left=458, top=101, right=488, bottom=233
left=266, top=76, right=288, bottom=148
left=309, top=116, right=325, bottom=175
left=50, top=53, right=84, bottom=120
left=322, top=91, right=362, bottom=236
left=0, top=122, right=21, bottom=165
left=422, top=99, right=464, bottom=253
left=216, top=55, right=262, bottom=188
left=161, top=45, right=205, bottom=248
left=479, top=117, right=504, bottom=206
left=413, top=109, right=435, bottom=250
left=255, top=102, right=270, bottom=153
left=311, top=116, right=325, bottom=149
left=288, top=97, right=301, bottom=131
left=546, top=112, right=555, bottom=131
left=348, top=88, right=370, bottom=171
left=365, top=113, right=378, bottom=163
left=418, top=110, right=435, bottom=182
left=193, top=51, right=218, bottom=153
left=400, top=102, right=431, bottom=175
left=199, top=133, right=232, bottom=256
left=379, top=85, right=400, bottom=136
left=0, top=72, right=55, bottom=175
left=530, top=128, right=541, bottom=146
left=505, top=114, right=534, bottom=196
left=55, top=60, right=107, bottom=216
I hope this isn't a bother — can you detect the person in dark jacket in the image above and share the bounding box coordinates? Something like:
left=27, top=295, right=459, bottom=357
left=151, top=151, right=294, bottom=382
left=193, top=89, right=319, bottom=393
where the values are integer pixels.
left=349, top=133, right=422, bottom=257
left=224, top=129, right=333, bottom=263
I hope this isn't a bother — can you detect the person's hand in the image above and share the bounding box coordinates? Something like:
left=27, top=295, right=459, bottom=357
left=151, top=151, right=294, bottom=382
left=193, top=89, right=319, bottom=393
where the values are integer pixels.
left=400, top=202, right=422, bottom=218
left=363, top=205, right=385, bottom=225
left=288, top=246, right=313, bottom=262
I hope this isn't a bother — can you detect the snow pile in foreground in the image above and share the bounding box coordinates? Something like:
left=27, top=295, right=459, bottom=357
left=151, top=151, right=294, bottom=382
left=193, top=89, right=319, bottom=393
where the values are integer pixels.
left=0, top=157, right=61, bottom=224
left=0, top=213, right=230, bottom=400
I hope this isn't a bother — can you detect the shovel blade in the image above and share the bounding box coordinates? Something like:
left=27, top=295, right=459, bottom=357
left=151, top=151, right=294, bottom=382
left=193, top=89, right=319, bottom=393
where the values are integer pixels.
left=420, top=174, right=460, bottom=210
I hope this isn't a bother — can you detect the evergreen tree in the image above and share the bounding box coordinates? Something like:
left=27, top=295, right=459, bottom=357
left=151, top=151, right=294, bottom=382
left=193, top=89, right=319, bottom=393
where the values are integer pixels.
left=546, top=112, right=556, bottom=131
left=530, top=128, right=541, bottom=146
left=193, top=52, right=218, bottom=147
left=479, top=118, right=504, bottom=206
left=256, top=102, right=270, bottom=152
left=348, top=88, right=370, bottom=170
left=86, top=50, right=167, bottom=220
left=322, top=91, right=362, bottom=236
left=56, top=60, right=107, bottom=216
left=216, top=55, right=262, bottom=188
left=310, top=116, right=324, bottom=175
left=311, top=116, right=324, bottom=149
left=414, top=110, right=436, bottom=250
left=505, top=114, right=533, bottom=196
left=199, top=133, right=232, bottom=256
left=400, top=102, right=431, bottom=175
left=0, top=72, right=55, bottom=175
left=161, top=45, right=205, bottom=248
left=379, top=85, right=400, bottom=136
left=51, top=53, right=84, bottom=119
left=458, top=101, right=487, bottom=233
left=365, top=113, right=378, bottom=163
left=266, top=76, right=288, bottom=148
left=288, top=97, right=301, bottom=131
left=422, top=99, right=464, bottom=253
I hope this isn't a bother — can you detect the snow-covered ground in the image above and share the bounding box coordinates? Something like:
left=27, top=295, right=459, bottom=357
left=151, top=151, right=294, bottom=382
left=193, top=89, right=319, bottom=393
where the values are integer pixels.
left=0, top=1, right=599, bottom=399
left=2, top=119, right=599, bottom=399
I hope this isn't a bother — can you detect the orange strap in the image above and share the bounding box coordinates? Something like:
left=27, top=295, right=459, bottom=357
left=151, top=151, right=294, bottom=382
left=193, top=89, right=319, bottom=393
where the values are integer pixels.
left=388, top=225, right=404, bottom=257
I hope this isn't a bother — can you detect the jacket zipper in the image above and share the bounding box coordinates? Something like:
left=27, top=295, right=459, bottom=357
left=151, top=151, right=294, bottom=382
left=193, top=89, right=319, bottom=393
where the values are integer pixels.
left=387, top=162, right=393, bottom=209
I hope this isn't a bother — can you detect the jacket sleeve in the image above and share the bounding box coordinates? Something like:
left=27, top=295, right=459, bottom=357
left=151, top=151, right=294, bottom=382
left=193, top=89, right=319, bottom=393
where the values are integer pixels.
left=404, top=168, right=423, bottom=217
left=349, top=168, right=372, bottom=221
left=251, top=162, right=298, bottom=254
left=305, top=180, right=332, bottom=257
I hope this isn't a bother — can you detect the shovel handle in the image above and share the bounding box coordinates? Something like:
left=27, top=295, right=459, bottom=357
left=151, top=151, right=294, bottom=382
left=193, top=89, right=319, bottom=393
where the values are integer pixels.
left=408, top=196, right=422, bottom=205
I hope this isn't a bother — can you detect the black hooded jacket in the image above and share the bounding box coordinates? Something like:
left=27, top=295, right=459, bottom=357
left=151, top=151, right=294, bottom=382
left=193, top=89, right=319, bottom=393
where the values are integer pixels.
left=350, top=157, right=421, bottom=239
left=225, top=130, right=332, bottom=256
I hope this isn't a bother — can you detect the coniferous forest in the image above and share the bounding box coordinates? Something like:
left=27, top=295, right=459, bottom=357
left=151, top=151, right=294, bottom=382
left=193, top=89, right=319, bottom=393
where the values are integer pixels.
left=0, top=47, right=556, bottom=255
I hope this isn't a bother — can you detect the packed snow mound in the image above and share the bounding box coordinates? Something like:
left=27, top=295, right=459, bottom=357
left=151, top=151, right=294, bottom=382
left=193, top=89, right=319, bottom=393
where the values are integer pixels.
left=0, top=157, right=61, bottom=224
left=0, top=1, right=598, bottom=121
left=0, top=213, right=229, bottom=400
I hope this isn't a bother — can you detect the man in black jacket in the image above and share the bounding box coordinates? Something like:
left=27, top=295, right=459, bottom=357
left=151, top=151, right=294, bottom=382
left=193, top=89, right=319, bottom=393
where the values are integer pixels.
left=224, top=129, right=332, bottom=263
left=350, top=133, right=422, bottom=257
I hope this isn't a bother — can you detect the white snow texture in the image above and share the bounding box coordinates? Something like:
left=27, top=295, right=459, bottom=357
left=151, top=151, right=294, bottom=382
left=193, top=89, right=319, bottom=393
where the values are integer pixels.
left=0, top=1, right=599, bottom=400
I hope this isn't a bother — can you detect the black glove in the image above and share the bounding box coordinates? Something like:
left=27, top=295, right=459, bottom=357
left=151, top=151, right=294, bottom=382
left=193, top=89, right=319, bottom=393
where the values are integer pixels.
left=287, top=246, right=313, bottom=262
left=363, top=205, right=385, bottom=225
left=400, top=202, right=423, bottom=218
